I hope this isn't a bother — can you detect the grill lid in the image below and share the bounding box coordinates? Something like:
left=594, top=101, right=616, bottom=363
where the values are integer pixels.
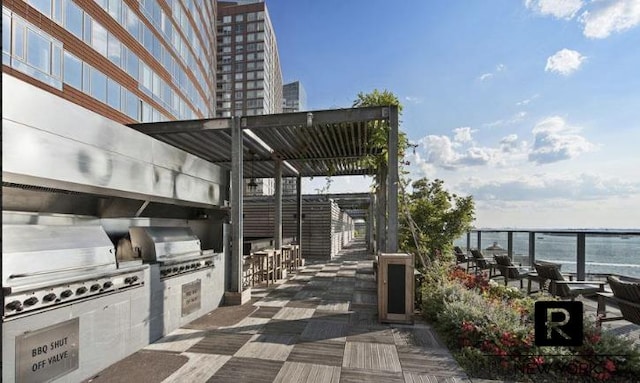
left=2, top=224, right=116, bottom=290
left=128, top=226, right=202, bottom=262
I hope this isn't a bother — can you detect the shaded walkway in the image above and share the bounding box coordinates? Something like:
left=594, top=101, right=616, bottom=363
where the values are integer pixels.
left=85, top=238, right=469, bottom=383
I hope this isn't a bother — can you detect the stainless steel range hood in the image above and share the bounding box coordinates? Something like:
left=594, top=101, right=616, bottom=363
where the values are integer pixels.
left=2, top=74, right=228, bottom=212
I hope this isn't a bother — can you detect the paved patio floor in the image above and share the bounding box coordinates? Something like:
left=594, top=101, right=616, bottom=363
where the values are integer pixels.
left=83, top=238, right=471, bottom=383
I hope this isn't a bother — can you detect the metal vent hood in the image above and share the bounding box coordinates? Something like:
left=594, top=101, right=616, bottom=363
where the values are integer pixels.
left=2, top=74, right=228, bottom=211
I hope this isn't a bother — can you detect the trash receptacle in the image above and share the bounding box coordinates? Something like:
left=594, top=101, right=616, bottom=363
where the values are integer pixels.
left=377, top=253, right=414, bottom=324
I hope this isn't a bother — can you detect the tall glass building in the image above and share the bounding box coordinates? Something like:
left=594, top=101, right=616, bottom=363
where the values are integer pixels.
left=2, top=0, right=217, bottom=124
left=216, top=0, right=282, bottom=118
left=282, top=80, right=306, bottom=113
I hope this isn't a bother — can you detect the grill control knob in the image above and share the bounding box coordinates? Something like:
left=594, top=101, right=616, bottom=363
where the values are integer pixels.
left=43, top=293, right=57, bottom=302
left=103, top=281, right=113, bottom=289
left=205, top=260, right=213, bottom=266
left=90, top=283, right=101, bottom=292
left=131, top=276, right=139, bottom=282
left=6, top=300, right=22, bottom=311
left=24, top=297, right=39, bottom=306
left=60, top=290, right=73, bottom=298
left=179, top=266, right=185, bottom=271
left=173, top=267, right=179, bottom=272
left=76, top=287, right=88, bottom=295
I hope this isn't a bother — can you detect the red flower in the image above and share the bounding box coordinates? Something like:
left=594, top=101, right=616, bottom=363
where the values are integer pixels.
left=603, top=359, right=616, bottom=372
left=532, top=356, right=544, bottom=366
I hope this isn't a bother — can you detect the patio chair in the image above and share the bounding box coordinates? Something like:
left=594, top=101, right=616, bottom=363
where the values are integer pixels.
left=454, top=246, right=471, bottom=270
left=469, top=249, right=495, bottom=277
left=493, top=254, right=531, bottom=288
left=533, top=262, right=605, bottom=300
left=597, top=276, right=640, bottom=326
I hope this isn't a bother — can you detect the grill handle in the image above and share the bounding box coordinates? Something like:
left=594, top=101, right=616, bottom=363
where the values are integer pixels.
left=8, top=263, right=115, bottom=279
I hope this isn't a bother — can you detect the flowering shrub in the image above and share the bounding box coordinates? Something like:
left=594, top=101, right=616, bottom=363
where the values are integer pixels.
left=420, top=263, right=640, bottom=382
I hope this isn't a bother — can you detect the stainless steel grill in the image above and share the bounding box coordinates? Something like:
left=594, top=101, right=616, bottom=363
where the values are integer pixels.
left=128, top=226, right=221, bottom=341
left=129, top=226, right=216, bottom=278
left=2, top=224, right=146, bottom=319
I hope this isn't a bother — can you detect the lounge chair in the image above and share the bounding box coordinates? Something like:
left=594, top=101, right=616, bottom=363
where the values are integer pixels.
left=597, top=276, right=640, bottom=326
left=454, top=246, right=471, bottom=270
left=469, top=249, right=495, bottom=277
left=493, top=254, right=531, bottom=288
left=534, top=262, right=605, bottom=300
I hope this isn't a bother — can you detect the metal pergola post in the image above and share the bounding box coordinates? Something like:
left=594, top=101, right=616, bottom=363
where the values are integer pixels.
left=387, top=106, right=399, bottom=253
left=274, top=159, right=283, bottom=250
left=230, top=116, right=243, bottom=294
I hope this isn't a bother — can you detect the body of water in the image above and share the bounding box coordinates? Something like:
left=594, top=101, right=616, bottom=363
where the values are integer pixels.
left=454, top=232, right=640, bottom=279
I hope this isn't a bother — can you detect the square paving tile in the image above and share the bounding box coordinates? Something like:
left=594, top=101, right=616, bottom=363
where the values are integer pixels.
left=206, top=357, right=283, bottom=383
left=312, top=310, right=353, bottom=323
left=392, top=326, right=447, bottom=349
left=396, top=346, right=466, bottom=376
left=300, top=320, right=348, bottom=343
left=187, top=332, right=253, bottom=355
left=285, top=299, right=320, bottom=309
left=402, top=371, right=470, bottom=383
left=218, top=316, right=270, bottom=335
left=261, top=319, right=309, bottom=336
left=273, top=361, right=341, bottom=383
left=352, top=290, right=377, bottom=305
left=317, top=299, right=350, bottom=312
left=286, top=340, right=345, bottom=367
left=347, top=327, right=395, bottom=344
left=234, top=333, right=297, bottom=361
left=342, top=341, right=401, bottom=372
left=143, top=328, right=205, bottom=353
left=272, top=306, right=316, bottom=321
left=162, top=353, right=231, bottom=382
left=339, top=368, right=404, bottom=383
left=249, top=306, right=282, bottom=319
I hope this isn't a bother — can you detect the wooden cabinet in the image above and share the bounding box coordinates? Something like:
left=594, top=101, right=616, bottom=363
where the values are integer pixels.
left=377, top=253, right=414, bottom=324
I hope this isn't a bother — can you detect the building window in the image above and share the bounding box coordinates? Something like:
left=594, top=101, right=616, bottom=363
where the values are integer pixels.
left=3, top=9, right=11, bottom=65
left=235, top=34, right=243, bottom=43
left=27, top=0, right=52, bottom=18
left=62, top=0, right=80, bottom=38
left=107, top=77, right=120, bottom=109
left=63, top=51, right=82, bottom=88
left=235, top=72, right=243, bottom=80
left=235, top=14, right=243, bottom=22
left=125, top=47, right=138, bottom=79
left=222, top=15, right=231, bottom=23
left=235, top=54, right=243, bottom=61
left=107, top=33, right=121, bottom=65
left=90, top=67, right=107, bottom=102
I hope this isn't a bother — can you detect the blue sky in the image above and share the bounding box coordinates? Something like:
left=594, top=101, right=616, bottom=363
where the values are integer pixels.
left=267, top=0, right=640, bottom=229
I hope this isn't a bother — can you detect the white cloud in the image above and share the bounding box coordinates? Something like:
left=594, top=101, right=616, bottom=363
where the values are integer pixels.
left=581, top=0, right=640, bottom=39
left=478, top=73, right=493, bottom=81
left=418, top=134, right=507, bottom=170
left=545, top=49, right=586, bottom=76
left=459, top=173, right=638, bottom=202
left=404, top=96, right=423, bottom=104
left=453, top=127, right=475, bottom=143
left=528, top=116, right=595, bottom=164
left=525, top=0, right=584, bottom=19
left=483, top=111, right=528, bottom=128
left=478, top=63, right=506, bottom=81
left=499, top=134, right=520, bottom=153
left=516, top=94, right=539, bottom=106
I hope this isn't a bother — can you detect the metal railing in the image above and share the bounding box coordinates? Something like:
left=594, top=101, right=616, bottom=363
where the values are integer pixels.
left=458, top=229, right=640, bottom=281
